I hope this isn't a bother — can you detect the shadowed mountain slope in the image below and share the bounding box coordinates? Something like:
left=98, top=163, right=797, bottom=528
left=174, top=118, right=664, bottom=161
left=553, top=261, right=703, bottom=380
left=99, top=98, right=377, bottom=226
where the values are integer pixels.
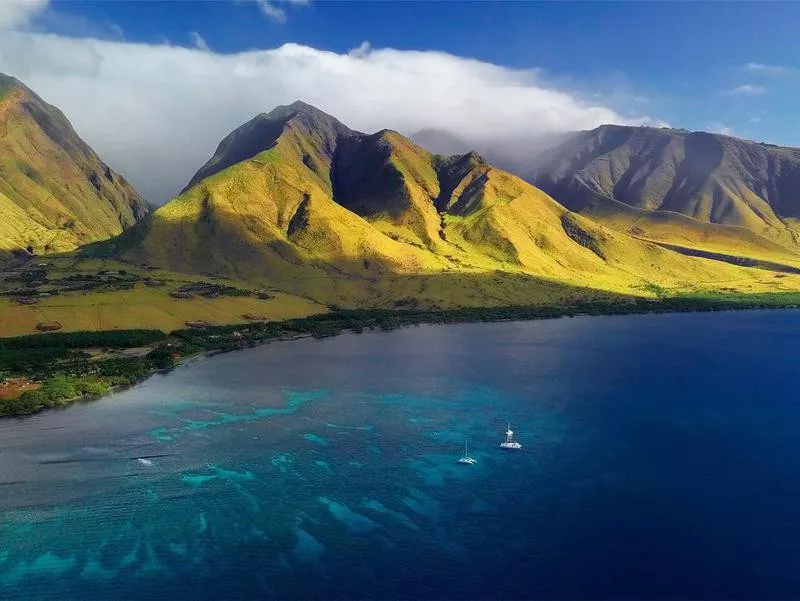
left=101, top=103, right=800, bottom=307
left=0, top=73, right=148, bottom=256
left=530, top=125, right=800, bottom=259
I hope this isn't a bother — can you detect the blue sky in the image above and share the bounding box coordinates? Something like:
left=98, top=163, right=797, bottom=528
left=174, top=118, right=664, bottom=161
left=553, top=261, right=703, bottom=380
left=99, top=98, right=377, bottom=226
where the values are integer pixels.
left=45, top=0, right=800, bottom=147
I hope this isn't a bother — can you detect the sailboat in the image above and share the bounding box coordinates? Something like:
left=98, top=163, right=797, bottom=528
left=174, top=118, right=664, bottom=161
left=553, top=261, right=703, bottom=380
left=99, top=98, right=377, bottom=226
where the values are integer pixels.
left=500, top=422, right=522, bottom=449
left=457, top=439, right=477, bottom=464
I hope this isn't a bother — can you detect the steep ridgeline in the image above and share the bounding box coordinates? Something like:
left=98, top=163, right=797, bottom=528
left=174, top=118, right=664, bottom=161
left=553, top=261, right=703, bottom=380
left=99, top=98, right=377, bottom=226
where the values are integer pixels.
left=107, top=102, right=800, bottom=307
left=530, top=125, right=800, bottom=263
left=0, top=73, right=147, bottom=258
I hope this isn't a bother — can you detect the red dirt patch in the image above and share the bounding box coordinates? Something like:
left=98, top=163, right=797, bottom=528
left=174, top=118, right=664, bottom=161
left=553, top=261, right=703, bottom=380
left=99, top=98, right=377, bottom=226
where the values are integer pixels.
left=0, top=378, right=40, bottom=400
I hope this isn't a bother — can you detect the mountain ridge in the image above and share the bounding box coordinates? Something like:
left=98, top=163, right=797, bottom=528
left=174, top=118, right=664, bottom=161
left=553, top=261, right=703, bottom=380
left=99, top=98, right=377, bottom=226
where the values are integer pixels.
left=410, top=122, right=800, bottom=269
left=0, top=73, right=148, bottom=257
left=529, top=124, right=800, bottom=248
left=99, top=102, right=800, bottom=309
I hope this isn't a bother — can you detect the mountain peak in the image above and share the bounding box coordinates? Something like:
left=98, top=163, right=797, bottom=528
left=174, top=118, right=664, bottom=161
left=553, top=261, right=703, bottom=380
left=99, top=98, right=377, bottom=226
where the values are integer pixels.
left=183, top=101, right=355, bottom=192
left=265, top=100, right=325, bottom=118
left=260, top=100, right=350, bottom=133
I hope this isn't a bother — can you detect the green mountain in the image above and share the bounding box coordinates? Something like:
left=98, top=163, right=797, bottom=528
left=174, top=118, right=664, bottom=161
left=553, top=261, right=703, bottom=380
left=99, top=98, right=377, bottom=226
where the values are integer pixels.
left=530, top=125, right=800, bottom=265
left=104, top=103, right=800, bottom=309
left=0, top=73, right=147, bottom=259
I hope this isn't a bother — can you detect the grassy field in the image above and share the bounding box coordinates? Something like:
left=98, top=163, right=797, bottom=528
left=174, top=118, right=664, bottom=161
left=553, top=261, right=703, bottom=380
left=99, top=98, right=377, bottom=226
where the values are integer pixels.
left=0, top=292, right=324, bottom=337
left=583, top=203, right=800, bottom=269
left=6, top=249, right=800, bottom=337
left=0, top=257, right=326, bottom=337
left=4, top=261, right=800, bottom=337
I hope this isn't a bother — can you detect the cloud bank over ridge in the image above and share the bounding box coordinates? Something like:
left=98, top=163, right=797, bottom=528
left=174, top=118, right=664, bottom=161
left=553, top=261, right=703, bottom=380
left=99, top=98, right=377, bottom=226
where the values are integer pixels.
left=0, top=25, right=662, bottom=203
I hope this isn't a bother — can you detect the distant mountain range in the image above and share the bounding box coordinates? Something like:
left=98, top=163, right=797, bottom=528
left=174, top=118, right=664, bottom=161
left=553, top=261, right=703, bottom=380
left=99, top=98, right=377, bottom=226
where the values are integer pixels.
left=416, top=125, right=800, bottom=264
left=530, top=125, right=800, bottom=254
left=0, top=74, right=147, bottom=260
left=3, top=71, right=800, bottom=311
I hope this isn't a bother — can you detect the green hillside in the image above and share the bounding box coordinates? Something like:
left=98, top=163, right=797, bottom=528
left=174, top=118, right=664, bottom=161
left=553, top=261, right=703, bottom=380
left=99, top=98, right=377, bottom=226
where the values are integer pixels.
left=0, top=73, right=148, bottom=259
left=93, top=102, right=800, bottom=311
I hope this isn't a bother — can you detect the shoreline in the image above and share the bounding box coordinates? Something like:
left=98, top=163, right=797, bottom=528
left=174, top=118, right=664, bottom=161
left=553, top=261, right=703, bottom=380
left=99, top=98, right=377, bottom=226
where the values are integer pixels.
left=7, top=332, right=318, bottom=419
left=3, top=297, right=800, bottom=418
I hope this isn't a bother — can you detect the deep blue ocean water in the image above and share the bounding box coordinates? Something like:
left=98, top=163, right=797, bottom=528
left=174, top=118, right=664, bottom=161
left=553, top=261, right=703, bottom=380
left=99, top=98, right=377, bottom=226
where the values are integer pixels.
left=2, top=310, right=800, bottom=599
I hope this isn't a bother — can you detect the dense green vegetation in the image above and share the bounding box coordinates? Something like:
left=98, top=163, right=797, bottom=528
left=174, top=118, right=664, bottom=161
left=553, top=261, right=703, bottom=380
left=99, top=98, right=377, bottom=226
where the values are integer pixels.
left=0, top=347, right=79, bottom=373
left=0, top=329, right=166, bottom=350
left=0, top=329, right=170, bottom=416
left=3, top=294, right=800, bottom=417
left=0, top=345, right=175, bottom=417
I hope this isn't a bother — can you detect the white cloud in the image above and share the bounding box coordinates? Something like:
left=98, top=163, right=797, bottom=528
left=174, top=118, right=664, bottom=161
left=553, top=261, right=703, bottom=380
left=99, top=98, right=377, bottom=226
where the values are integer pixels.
left=742, top=62, right=789, bottom=76
left=0, top=0, right=48, bottom=29
left=189, top=31, right=210, bottom=52
left=255, top=0, right=286, bottom=23
left=349, top=41, right=371, bottom=59
left=707, top=123, right=735, bottom=136
left=0, top=32, right=661, bottom=204
left=252, top=0, right=311, bottom=23
left=727, top=84, right=767, bottom=96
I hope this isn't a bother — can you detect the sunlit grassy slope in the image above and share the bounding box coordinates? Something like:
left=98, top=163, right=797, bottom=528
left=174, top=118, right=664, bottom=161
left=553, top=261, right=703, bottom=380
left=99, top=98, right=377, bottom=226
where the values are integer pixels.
left=582, top=201, right=800, bottom=268
left=0, top=73, right=147, bottom=256
left=0, top=257, right=326, bottom=337
left=92, top=101, right=800, bottom=315
left=0, top=292, right=323, bottom=337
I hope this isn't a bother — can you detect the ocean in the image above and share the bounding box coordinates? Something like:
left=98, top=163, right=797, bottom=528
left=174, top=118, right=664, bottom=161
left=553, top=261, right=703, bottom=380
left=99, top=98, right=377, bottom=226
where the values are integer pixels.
left=2, top=310, right=800, bottom=599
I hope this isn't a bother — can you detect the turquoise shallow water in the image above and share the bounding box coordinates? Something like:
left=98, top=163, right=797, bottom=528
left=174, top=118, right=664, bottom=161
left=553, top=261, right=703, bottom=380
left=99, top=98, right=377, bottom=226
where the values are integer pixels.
left=3, top=311, right=800, bottom=599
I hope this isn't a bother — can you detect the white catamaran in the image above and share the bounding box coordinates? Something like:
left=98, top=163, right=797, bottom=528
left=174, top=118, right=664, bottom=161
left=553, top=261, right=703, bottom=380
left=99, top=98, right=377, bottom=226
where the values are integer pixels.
left=500, top=422, right=522, bottom=450
left=458, top=439, right=477, bottom=464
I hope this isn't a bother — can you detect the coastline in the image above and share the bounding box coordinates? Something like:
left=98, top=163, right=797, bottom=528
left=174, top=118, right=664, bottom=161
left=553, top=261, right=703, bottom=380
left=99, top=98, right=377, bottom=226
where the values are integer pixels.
left=3, top=296, right=800, bottom=418
left=1, top=332, right=318, bottom=419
